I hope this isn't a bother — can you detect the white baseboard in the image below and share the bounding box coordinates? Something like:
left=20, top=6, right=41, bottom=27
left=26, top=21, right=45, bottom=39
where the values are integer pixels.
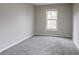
left=34, top=34, right=72, bottom=38
left=0, top=34, right=34, bottom=53
left=73, top=40, right=79, bottom=50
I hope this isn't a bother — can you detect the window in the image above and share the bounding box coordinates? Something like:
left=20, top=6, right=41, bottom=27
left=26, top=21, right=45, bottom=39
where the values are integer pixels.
left=46, top=9, right=57, bottom=30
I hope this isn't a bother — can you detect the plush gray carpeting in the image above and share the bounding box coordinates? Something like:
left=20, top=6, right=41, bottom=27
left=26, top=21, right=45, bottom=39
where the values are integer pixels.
left=0, top=36, right=79, bottom=55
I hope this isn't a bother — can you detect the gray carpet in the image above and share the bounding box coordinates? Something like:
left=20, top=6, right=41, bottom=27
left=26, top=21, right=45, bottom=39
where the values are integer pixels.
left=0, top=36, right=79, bottom=55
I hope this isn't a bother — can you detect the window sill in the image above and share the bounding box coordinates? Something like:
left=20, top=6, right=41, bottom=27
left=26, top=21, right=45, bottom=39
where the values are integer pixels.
left=46, top=29, right=57, bottom=31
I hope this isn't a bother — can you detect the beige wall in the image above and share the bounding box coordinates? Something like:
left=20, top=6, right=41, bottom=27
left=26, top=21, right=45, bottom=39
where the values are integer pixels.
left=73, top=4, right=79, bottom=49
left=34, top=4, right=72, bottom=37
left=0, top=4, right=34, bottom=51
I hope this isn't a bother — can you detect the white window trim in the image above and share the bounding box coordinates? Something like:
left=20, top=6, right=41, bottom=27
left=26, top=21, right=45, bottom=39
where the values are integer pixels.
left=46, top=9, right=58, bottom=31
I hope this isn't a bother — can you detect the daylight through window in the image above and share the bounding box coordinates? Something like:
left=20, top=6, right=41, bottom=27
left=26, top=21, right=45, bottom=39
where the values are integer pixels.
left=46, top=9, right=57, bottom=30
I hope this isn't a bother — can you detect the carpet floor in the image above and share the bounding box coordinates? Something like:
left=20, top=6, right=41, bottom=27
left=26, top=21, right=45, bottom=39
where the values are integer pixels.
left=0, top=36, right=79, bottom=55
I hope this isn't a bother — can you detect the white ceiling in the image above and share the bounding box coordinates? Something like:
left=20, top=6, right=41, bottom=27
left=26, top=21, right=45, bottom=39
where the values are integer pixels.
left=32, top=3, right=52, bottom=6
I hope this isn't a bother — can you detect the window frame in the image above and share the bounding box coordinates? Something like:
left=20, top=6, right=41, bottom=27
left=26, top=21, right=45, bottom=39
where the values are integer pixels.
left=46, top=9, right=58, bottom=31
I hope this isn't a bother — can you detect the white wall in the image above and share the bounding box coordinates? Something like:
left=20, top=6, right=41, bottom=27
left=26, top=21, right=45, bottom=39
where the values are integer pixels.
left=73, top=4, right=79, bottom=49
left=34, top=4, right=72, bottom=37
left=0, top=4, right=34, bottom=51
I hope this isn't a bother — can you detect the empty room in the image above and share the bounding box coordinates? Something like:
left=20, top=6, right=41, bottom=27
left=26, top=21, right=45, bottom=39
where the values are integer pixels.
left=0, top=3, right=79, bottom=55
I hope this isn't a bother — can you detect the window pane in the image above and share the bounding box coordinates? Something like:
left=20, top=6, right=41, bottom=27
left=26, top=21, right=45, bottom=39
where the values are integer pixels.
left=47, top=20, right=57, bottom=29
left=46, top=9, right=57, bottom=30
left=47, top=10, right=57, bottom=19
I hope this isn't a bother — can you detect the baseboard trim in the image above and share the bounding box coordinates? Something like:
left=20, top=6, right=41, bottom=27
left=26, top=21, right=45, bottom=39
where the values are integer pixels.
left=0, top=34, right=34, bottom=53
left=73, top=40, right=79, bottom=50
left=34, top=34, right=72, bottom=38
